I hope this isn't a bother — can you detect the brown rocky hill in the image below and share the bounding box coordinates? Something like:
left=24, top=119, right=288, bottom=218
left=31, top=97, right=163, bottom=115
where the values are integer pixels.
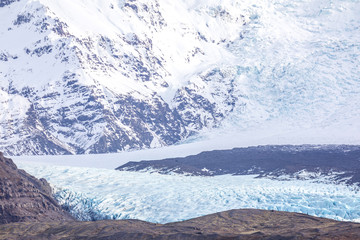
left=0, top=209, right=359, bottom=240
left=0, top=152, right=73, bottom=224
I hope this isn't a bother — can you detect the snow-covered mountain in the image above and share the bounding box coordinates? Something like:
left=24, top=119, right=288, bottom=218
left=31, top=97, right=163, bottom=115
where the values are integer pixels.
left=1, top=0, right=360, bottom=155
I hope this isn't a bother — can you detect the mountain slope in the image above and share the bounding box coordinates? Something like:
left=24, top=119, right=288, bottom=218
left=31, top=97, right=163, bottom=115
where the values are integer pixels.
left=1, top=0, right=359, bottom=155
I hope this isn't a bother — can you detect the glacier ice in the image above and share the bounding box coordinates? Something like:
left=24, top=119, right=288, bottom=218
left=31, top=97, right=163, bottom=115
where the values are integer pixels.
left=16, top=162, right=360, bottom=224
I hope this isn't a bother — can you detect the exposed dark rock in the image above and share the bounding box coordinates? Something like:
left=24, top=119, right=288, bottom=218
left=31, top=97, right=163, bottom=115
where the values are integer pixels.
left=117, top=145, right=360, bottom=186
left=0, top=0, right=19, bottom=8
left=0, top=209, right=359, bottom=239
left=0, top=152, right=74, bottom=224
left=13, top=13, right=33, bottom=26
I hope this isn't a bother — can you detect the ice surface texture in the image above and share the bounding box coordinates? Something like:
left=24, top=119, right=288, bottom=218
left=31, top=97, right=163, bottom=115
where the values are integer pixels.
left=17, top=162, right=360, bottom=224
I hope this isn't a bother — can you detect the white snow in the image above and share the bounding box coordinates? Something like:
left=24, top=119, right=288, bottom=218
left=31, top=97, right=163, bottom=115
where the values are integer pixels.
left=15, top=161, right=360, bottom=224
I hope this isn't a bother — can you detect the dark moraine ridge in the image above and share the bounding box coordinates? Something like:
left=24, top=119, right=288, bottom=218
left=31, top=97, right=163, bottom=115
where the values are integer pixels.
left=117, top=145, right=360, bottom=185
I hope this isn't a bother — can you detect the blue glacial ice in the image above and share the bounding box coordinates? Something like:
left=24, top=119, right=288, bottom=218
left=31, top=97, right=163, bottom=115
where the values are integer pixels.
left=215, top=0, right=360, bottom=136
left=17, top=162, right=360, bottom=224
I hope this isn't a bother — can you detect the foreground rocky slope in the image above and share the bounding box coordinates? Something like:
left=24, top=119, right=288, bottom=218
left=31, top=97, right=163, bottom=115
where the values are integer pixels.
left=1, top=209, right=360, bottom=240
left=0, top=152, right=73, bottom=223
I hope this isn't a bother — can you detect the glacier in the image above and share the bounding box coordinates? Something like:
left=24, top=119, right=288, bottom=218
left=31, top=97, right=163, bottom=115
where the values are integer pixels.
left=1, top=0, right=360, bottom=155
left=16, top=161, right=360, bottom=224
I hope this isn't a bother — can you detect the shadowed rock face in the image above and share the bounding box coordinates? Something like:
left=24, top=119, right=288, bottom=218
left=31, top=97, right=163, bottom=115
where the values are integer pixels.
left=0, top=152, right=73, bottom=224
left=0, top=209, right=359, bottom=240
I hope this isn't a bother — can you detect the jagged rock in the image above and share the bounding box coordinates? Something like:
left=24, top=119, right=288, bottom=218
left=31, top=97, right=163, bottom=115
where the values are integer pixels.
left=0, top=152, right=73, bottom=223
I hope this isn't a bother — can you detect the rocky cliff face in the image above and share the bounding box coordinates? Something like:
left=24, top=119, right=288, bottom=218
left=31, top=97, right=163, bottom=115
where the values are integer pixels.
left=0, top=152, right=73, bottom=223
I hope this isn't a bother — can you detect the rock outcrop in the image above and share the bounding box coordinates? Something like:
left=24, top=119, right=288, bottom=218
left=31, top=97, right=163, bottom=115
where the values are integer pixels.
left=0, top=152, right=73, bottom=224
